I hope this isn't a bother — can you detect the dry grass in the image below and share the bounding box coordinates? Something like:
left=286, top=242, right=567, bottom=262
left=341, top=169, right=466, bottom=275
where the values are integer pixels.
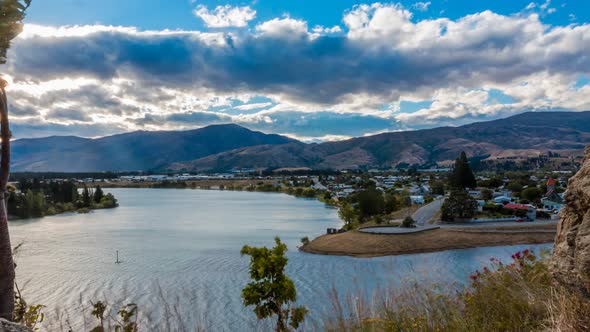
left=323, top=249, right=590, bottom=332
left=302, top=227, right=556, bottom=257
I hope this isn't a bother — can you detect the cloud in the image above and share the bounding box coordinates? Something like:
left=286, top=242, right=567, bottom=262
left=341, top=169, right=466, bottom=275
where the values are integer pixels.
left=4, top=3, right=590, bottom=140
left=194, top=5, right=256, bottom=28
left=413, top=2, right=431, bottom=12
left=255, top=17, right=309, bottom=38
left=312, top=25, right=342, bottom=34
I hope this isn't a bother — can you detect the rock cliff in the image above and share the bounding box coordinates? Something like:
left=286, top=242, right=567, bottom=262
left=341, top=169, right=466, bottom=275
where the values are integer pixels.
left=0, top=319, right=32, bottom=332
left=551, top=145, right=590, bottom=299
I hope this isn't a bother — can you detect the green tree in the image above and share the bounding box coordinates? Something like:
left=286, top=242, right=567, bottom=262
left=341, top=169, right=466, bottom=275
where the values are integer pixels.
left=507, top=183, right=523, bottom=197
left=338, top=202, right=357, bottom=228
left=383, top=193, right=400, bottom=214
left=81, top=185, right=92, bottom=207
left=441, top=189, right=478, bottom=222
left=430, top=180, right=445, bottom=196
left=94, top=185, right=104, bottom=204
left=241, top=237, right=308, bottom=331
left=521, top=187, right=542, bottom=202
left=0, top=0, right=31, bottom=319
left=480, top=188, right=493, bottom=201
left=357, top=188, right=385, bottom=219
left=449, top=151, right=477, bottom=189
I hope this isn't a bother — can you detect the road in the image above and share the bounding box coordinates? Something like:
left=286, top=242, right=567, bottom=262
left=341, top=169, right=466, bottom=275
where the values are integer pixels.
left=412, top=197, right=444, bottom=226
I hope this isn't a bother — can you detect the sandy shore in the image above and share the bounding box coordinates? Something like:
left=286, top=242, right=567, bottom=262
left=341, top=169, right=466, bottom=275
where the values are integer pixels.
left=301, top=223, right=557, bottom=257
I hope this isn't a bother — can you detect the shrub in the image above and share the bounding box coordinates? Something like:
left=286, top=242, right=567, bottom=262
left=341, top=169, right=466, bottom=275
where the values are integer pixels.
left=323, top=249, right=590, bottom=332
left=401, top=216, right=416, bottom=228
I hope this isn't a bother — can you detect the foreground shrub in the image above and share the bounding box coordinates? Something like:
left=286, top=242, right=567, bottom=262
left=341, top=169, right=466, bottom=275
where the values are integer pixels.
left=324, top=248, right=589, bottom=332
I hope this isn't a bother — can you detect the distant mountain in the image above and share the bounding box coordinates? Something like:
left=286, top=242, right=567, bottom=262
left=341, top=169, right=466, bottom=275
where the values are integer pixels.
left=12, top=111, right=590, bottom=172
left=169, top=111, right=590, bottom=171
left=11, top=124, right=295, bottom=172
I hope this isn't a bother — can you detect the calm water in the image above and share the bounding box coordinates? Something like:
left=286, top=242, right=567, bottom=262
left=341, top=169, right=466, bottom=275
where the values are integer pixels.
left=9, top=189, right=551, bottom=331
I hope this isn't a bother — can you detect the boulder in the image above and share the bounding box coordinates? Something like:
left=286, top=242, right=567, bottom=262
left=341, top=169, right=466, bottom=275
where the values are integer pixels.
left=551, top=146, right=590, bottom=299
left=0, top=319, right=32, bottom=332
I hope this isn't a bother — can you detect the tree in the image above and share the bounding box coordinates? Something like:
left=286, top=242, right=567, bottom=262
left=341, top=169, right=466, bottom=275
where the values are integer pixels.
left=507, top=182, right=523, bottom=197
left=441, top=189, right=478, bottom=222
left=383, top=193, right=400, bottom=214
left=241, top=237, right=307, bottom=331
left=356, top=188, right=385, bottom=219
left=449, top=151, right=477, bottom=189
left=480, top=188, right=493, bottom=201
left=338, top=202, right=357, bottom=228
left=521, top=187, right=543, bottom=202
left=81, top=185, right=92, bottom=207
left=430, top=180, right=445, bottom=196
left=0, top=0, right=31, bottom=320
left=94, top=185, right=104, bottom=204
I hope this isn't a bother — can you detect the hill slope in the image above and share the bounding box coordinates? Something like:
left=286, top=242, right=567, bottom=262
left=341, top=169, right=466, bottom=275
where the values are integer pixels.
left=12, top=124, right=295, bottom=172
left=169, top=111, right=590, bottom=171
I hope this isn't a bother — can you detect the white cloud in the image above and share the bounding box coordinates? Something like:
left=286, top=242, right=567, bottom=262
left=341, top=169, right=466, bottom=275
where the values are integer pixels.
left=413, top=2, right=431, bottom=12
left=526, top=2, right=536, bottom=10
left=312, top=25, right=342, bottom=34
left=255, top=16, right=309, bottom=37
left=194, top=5, right=256, bottom=28
left=6, top=3, right=590, bottom=140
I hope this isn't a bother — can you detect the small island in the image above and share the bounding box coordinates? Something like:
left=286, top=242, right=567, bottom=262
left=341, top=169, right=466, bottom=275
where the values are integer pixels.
left=7, top=179, right=118, bottom=219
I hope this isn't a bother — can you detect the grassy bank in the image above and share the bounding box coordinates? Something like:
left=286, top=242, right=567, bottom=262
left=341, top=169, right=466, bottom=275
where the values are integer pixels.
left=301, top=224, right=557, bottom=257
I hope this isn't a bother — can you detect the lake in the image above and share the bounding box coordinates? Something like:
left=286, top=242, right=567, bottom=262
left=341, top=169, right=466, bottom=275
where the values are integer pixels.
left=9, top=188, right=552, bottom=331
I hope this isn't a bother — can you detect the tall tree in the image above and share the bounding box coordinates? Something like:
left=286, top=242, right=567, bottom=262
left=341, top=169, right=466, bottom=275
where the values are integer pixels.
left=241, top=237, right=307, bottom=331
left=450, top=151, right=477, bottom=189
left=0, top=0, right=31, bottom=320
left=94, top=185, right=104, bottom=204
left=441, top=189, right=478, bottom=221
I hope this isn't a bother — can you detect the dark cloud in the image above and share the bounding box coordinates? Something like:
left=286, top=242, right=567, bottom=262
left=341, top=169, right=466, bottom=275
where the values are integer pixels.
left=47, top=108, right=92, bottom=122
left=8, top=13, right=590, bottom=105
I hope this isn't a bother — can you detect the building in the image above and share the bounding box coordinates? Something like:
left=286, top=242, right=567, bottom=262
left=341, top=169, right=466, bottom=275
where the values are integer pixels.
left=410, top=195, right=425, bottom=204
left=504, top=203, right=537, bottom=221
left=541, top=177, right=564, bottom=211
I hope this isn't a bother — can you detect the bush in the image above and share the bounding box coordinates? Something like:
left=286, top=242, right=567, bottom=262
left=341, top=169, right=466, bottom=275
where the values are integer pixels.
left=324, top=249, right=590, bottom=332
left=401, top=216, right=416, bottom=228
left=300, top=236, right=310, bottom=246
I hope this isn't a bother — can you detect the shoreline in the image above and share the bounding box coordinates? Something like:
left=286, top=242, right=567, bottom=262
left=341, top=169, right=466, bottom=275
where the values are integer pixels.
left=300, top=225, right=556, bottom=258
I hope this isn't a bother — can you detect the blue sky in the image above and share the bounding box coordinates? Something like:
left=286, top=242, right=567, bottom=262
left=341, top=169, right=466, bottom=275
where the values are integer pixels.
left=4, top=0, right=590, bottom=140
left=26, top=0, right=590, bottom=30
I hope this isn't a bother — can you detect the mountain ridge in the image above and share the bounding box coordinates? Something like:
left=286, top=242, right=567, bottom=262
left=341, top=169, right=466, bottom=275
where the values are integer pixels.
left=11, top=111, right=590, bottom=172
left=169, top=111, right=590, bottom=171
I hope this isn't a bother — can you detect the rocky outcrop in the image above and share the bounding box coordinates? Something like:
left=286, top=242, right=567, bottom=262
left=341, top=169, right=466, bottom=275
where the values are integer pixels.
left=551, top=145, right=590, bottom=299
left=0, top=319, right=32, bottom=332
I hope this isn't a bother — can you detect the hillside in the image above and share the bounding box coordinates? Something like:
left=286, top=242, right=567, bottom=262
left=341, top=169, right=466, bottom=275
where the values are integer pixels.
left=11, top=124, right=295, bottom=172
left=169, top=111, right=590, bottom=171
left=11, top=111, right=590, bottom=172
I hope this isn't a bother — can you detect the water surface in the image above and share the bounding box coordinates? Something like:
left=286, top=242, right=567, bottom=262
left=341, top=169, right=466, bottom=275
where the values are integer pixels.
left=10, top=189, right=552, bottom=331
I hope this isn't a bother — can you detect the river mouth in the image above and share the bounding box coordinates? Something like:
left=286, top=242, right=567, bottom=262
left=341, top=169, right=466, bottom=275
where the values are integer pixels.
left=9, top=188, right=552, bottom=331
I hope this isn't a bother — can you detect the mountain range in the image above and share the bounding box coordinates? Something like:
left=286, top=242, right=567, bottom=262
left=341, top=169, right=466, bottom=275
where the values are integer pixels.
left=12, top=111, right=590, bottom=172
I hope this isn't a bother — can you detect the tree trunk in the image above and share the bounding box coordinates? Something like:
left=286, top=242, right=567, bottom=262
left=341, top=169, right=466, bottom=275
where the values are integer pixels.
left=0, top=84, right=14, bottom=320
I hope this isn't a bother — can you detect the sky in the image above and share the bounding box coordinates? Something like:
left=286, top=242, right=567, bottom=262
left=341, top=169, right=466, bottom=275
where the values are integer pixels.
left=3, top=0, right=590, bottom=141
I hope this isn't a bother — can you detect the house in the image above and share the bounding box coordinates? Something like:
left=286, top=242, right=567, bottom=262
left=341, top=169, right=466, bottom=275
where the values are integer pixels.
left=311, top=182, right=327, bottom=190
left=410, top=195, right=425, bottom=204
left=468, top=190, right=481, bottom=198
left=476, top=200, right=486, bottom=212
left=504, top=203, right=537, bottom=221
left=541, top=177, right=564, bottom=211
left=494, top=196, right=512, bottom=204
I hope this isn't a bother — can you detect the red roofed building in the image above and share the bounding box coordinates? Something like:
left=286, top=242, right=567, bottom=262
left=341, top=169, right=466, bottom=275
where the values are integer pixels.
left=547, top=177, right=556, bottom=190
left=542, top=177, right=564, bottom=211
left=504, top=203, right=537, bottom=221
